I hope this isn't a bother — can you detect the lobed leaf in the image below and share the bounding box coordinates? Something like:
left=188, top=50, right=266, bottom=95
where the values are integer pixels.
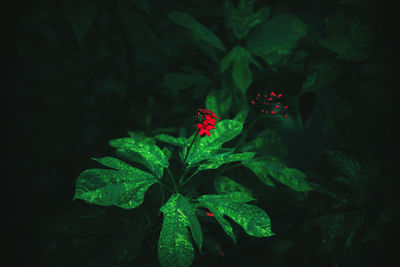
left=198, top=192, right=273, bottom=243
left=214, top=176, right=254, bottom=197
left=158, top=194, right=203, bottom=267
left=198, top=152, right=255, bottom=171
left=74, top=158, right=158, bottom=209
left=244, top=158, right=313, bottom=191
left=185, top=120, right=243, bottom=166
left=109, top=135, right=169, bottom=179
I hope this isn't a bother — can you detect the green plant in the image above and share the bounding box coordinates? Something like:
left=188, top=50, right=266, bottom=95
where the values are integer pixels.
left=73, top=107, right=313, bottom=266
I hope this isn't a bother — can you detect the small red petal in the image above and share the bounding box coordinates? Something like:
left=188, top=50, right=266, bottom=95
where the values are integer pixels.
left=206, top=212, right=214, bottom=217
left=268, top=98, right=272, bottom=101
left=277, top=94, right=282, bottom=98
left=284, top=115, right=288, bottom=118
left=251, top=101, right=255, bottom=104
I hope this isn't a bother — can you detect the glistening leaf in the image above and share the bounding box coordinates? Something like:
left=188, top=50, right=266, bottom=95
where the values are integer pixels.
left=214, top=176, right=253, bottom=197
left=168, top=11, right=226, bottom=52
left=74, top=157, right=158, bottom=209
left=109, top=135, right=169, bottom=179
left=185, top=120, right=243, bottom=166
left=154, top=134, right=187, bottom=147
left=198, top=152, right=255, bottom=171
left=244, top=158, right=313, bottom=191
left=198, top=192, right=274, bottom=243
left=158, top=194, right=203, bottom=267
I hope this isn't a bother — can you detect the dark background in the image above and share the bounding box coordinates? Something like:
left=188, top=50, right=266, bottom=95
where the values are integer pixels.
left=5, top=0, right=399, bottom=266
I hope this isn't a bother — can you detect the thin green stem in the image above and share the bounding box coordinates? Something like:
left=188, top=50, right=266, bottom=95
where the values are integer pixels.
left=157, top=181, right=173, bottom=194
left=166, top=168, right=178, bottom=192
left=183, top=130, right=199, bottom=165
left=179, top=169, right=199, bottom=189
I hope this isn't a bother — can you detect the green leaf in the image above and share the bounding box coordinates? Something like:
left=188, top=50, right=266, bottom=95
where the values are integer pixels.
left=63, top=0, right=98, bottom=43
left=158, top=194, right=203, bottom=267
left=244, top=158, right=313, bottom=191
left=214, top=176, right=253, bottom=197
left=239, top=129, right=287, bottom=158
left=162, top=147, right=172, bottom=161
left=154, top=134, right=188, bottom=147
left=277, top=167, right=313, bottom=192
left=205, top=89, right=232, bottom=119
left=243, top=159, right=275, bottom=187
left=221, top=46, right=261, bottom=93
left=185, top=120, right=243, bottom=166
left=300, top=58, right=343, bottom=95
left=247, top=13, right=307, bottom=68
left=168, top=11, right=226, bottom=52
left=198, top=192, right=274, bottom=243
left=109, top=135, right=169, bottom=179
left=325, top=150, right=365, bottom=188
left=198, top=152, right=255, bottom=171
left=224, top=0, right=270, bottom=39
left=74, top=157, right=158, bottom=209
left=318, top=15, right=373, bottom=61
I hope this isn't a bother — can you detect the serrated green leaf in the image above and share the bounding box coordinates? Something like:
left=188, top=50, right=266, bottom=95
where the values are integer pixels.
left=63, top=0, right=98, bottom=43
left=158, top=194, right=203, bottom=267
left=198, top=152, right=255, bottom=171
left=239, top=129, right=287, bottom=158
left=224, top=0, right=270, bottom=39
left=247, top=13, right=307, bottom=67
left=205, top=89, right=232, bottom=119
left=198, top=193, right=273, bottom=243
left=185, top=120, right=243, bottom=166
left=168, top=11, right=226, bottom=52
left=109, top=136, right=168, bottom=179
left=74, top=158, right=158, bottom=209
left=214, top=176, right=253, bottom=197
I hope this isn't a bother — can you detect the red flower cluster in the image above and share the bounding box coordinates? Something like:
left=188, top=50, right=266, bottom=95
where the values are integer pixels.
left=194, top=108, right=220, bottom=136
left=250, top=89, right=288, bottom=118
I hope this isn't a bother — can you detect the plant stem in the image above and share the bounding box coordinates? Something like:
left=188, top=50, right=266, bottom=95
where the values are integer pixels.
left=166, top=168, right=178, bottom=193
left=179, top=169, right=200, bottom=189
left=157, top=181, right=173, bottom=194
left=183, top=130, right=199, bottom=165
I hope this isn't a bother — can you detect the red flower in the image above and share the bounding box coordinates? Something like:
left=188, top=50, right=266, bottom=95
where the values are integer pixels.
left=250, top=89, right=288, bottom=118
left=197, top=121, right=215, bottom=136
left=198, top=108, right=221, bottom=120
left=204, top=114, right=217, bottom=125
